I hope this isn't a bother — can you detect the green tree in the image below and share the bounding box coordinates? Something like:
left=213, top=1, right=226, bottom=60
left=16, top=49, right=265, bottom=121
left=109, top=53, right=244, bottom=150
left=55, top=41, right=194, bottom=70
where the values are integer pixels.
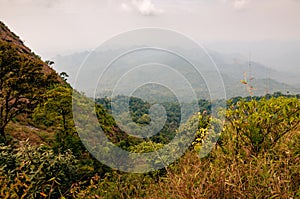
left=32, top=85, right=83, bottom=154
left=59, top=71, right=69, bottom=82
left=0, top=41, right=56, bottom=141
left=34, top=85, right=73, bottom=133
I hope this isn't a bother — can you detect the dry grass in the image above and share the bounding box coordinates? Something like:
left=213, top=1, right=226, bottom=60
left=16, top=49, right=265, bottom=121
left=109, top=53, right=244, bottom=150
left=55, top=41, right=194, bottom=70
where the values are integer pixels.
left=73, top=130, right=300, bottom=199
left=146, top=130, right=300, bottom=199
left=6, top=121, right=55, bottom=146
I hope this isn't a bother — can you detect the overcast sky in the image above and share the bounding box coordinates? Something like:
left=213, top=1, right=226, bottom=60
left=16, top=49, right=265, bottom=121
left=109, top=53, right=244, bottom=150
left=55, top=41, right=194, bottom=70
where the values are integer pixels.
left=1, top=0, right=300, bottom=69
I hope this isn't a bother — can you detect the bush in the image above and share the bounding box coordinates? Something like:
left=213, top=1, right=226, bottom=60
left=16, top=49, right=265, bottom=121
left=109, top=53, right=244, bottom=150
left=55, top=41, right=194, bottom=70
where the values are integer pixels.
left=225, top=97, right=300, bottom=156
left=0, top=141, right=78, bottom=199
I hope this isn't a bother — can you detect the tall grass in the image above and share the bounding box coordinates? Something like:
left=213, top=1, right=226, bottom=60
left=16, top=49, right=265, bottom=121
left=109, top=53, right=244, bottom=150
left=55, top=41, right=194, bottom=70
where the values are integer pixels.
left=70, top=129, right=299, bottom=199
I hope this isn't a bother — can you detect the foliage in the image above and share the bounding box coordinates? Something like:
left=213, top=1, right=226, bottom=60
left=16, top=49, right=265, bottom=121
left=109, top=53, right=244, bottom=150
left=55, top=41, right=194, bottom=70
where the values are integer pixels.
left=67, top=96, right=300, bottom=198
left=33, top=85, right=74, bottom=134
left=32, top=85, right=88, bottom=157
left=128, top=140, right=164, bottom=153
left=96, top=95, right=215, bottom=145
left=59, top=72, right=69, bottom=82
left=2, top=81, right=300, bottom=199
left=191, top=113, right=223, bottom=155
left=69, top=171, right=157, bottom=199
left=0, top=41, right=57, bottom=141
left=0, top=141, right=78, bottom=199
left=225, top=97, right=300, bottom=156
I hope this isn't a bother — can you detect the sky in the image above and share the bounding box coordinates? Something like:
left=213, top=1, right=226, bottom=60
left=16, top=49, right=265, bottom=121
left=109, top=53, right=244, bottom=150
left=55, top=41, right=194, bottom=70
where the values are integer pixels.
left=1, top=0, right=300, bottom=73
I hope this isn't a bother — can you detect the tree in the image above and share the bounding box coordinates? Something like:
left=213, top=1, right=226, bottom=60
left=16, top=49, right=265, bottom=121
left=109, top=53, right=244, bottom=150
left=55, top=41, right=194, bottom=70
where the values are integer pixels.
left=33, top=84, right=74, bottom=134
left=59, top=72, right=69, bottom=82
left=45, top=60, right=55, bottom=66
left=32, top=85, right=86, bottom=155
left=0, top=41, right=57, bottom=141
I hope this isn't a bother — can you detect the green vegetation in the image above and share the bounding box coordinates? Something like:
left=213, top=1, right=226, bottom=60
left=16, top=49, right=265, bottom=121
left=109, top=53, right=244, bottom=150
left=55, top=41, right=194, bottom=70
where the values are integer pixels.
left=0, top=35, right=300, bottom=198
left=0, top=142, right=77, bottom=198
left=0, top=41, right=58, bottom=141
left=226, top=97, right=300, bottom=156
left=66, top=96, right=300, bottom=198
left=2, top=89, right=300, bottom=198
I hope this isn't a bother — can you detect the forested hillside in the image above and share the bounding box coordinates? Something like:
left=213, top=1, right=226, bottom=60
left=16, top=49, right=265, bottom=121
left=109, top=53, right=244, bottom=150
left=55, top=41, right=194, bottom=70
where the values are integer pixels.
left=0, top=21, right=300, bottom=198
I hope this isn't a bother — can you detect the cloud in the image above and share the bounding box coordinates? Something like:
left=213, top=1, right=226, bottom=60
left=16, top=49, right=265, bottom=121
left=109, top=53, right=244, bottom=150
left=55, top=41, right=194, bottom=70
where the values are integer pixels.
left=223, top=0, right=251, bottom=10
left=121, top=0, right=164, bottom=16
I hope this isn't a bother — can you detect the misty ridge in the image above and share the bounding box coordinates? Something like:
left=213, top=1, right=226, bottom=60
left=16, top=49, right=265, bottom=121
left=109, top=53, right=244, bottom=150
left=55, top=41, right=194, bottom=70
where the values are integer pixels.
left=52, top=42, right=300, bottom=99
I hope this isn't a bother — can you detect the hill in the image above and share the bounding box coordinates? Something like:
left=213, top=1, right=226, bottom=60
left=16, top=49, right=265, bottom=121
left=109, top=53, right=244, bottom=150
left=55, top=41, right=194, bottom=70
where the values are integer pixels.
left=0, top=21, right=60, bottom=78
left=0, top=21, right=62, bottom=143
left=53, top=47, right=300, bottom=99
left=0, top=21, right=138, bottom=147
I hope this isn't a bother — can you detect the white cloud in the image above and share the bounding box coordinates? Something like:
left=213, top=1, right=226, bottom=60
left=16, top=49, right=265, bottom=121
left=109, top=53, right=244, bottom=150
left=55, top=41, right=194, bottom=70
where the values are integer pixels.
left=121, top=0, right=164, bottom=16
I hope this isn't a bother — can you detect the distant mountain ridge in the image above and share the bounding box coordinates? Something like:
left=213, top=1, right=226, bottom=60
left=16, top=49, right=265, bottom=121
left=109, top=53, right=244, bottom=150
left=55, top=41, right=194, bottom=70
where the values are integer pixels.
left=53, top=48, right=300, bottom=99
left=208, top=50, right=299, bottom=87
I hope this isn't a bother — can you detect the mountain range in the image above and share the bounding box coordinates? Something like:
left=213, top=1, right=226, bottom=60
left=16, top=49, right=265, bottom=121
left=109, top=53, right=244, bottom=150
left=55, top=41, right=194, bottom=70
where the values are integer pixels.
left=53, top=47, right=300, bottom=100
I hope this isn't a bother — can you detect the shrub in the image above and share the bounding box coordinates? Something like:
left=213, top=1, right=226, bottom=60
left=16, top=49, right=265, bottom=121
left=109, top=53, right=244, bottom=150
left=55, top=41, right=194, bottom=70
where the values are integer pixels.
left=225, top=97, right=300, bottom=156
left=0, top=141, right=78, bottom=198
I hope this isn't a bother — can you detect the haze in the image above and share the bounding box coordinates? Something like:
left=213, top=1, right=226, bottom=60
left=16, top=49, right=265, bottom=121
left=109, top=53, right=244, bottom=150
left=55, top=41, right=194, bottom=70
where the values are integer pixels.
left=1, top=0, right=300, bottom=74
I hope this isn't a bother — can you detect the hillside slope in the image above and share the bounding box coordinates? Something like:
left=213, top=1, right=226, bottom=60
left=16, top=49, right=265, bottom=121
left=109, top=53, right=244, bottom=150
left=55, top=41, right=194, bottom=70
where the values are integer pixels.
left=0, top=21, right=62, bottom=144
left=0, top=21, right=134, bottom=146
left=0, top=21, right=60, bottom=79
